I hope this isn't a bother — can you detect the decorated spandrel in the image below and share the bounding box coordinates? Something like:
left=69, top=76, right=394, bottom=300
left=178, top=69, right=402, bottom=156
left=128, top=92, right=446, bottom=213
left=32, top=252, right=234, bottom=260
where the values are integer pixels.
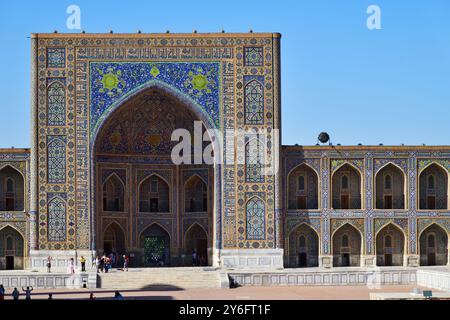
left=90, top=62, right=221, bottom=140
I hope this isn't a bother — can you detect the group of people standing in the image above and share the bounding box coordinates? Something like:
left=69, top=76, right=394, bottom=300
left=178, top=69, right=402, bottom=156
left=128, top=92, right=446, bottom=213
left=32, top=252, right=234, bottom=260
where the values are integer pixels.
left=94, top=254, right=113, bottom=273
left=94, top=254, right=129, bottom=273
left=46, top=256, right=86, bottom=274
left=39, top=250, right=207, bottom=274
left=0, top=285, right=33, bottom=301
left=44, top=253, right=127, bottom=274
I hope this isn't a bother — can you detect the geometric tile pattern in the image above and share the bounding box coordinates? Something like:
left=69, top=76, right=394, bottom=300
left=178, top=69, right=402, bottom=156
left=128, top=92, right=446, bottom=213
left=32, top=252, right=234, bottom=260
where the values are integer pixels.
left=47, top=136, right=66, bottom=184
left=283, top=146, right=450, bottom=261
left=47, top=197, right=66, bottom=242
left=47, top=81, right=66, bottom=126
left=0, top=151, right=30, bottom=259
left=244, top=47, right=263, bottom=66
left=47, top=48, right=65, bottom=68
left=246, top=197, right=266, bottom=240
left=244, top=76, right=264, bottom=125
left=245, top=138, right=265, bottom=183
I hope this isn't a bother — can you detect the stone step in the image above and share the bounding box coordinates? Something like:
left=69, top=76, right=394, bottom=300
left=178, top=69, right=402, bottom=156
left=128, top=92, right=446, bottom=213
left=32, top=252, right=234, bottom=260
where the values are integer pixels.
left=97, top=268, right=228, bottom=289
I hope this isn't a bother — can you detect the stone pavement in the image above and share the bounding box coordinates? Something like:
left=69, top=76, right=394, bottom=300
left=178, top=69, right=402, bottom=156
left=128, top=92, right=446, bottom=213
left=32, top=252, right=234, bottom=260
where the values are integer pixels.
left=0, top=284, right=442, bottom=300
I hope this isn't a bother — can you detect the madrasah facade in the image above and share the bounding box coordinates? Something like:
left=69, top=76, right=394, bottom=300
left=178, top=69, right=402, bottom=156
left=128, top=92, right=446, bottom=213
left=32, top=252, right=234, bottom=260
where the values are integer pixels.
left=0, top=33, right=449, bottom=273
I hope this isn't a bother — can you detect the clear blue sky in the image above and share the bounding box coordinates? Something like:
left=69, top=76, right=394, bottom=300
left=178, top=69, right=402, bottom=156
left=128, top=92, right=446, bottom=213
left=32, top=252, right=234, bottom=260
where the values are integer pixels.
left=0, top=0, right=449, bottom=148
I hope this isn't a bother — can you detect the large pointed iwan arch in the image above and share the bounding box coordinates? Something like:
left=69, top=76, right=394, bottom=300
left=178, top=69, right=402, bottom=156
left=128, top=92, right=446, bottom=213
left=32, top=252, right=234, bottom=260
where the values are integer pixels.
left=90, top=82, right=221, bottom=266
left=90, top=80, right=219, bottom=143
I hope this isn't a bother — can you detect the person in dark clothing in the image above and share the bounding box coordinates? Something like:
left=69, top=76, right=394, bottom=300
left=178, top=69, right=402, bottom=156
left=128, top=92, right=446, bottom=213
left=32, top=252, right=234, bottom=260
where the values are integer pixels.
left=0, top=284, right=5, bottom=301
left=46, top=256, right=52, bottom=273
left=22, top=286, right=33, bottom=300
left=11, top=287, right=20, bottom=300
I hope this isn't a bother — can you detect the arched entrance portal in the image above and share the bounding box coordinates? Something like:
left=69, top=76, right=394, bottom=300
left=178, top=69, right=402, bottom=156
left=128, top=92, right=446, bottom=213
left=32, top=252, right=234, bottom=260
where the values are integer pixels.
left=419, top=224, right=448, bottom=266
left=0, top=165, right=25, bottom=211
left=332, top=223, right=362, bottom=267
left=0, top=226, right=24, bottom=270
left=140, top=224, right=171, bottom=267
left=376, top=224, right=405, bottom=266
left=288, top=224, right=319, bottom=267
left=185, top=224, right=208, bottom=266
left=94, top=87, right=215, bottom=267
left=103, top=223, right=126, bottom=257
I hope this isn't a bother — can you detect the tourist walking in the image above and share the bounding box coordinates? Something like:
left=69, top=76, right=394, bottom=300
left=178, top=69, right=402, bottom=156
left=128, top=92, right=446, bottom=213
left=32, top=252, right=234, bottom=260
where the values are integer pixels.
left=192, top=249, right=198, bottom=266
left=48, top=293, right=53, bottom=300
left=105, top=257, right=111, bottom=273
left=93, top=256, right=100, bottom=272
left=22, top=286, right=33, bottom=300
left=0, top=284, right=5, bottom=301
left=11, top=287, right=19, bottom=300
left=109, top=252, right=116, bottom=267
left=89, top=292, right=96, bottom=300
left=80, top=256, right=86, bottom=272
left=123, top=254, right=129, bottom=271
left=46, top=256, right=53, bottom=273
left=98, top=255, right=103, bottom=272
left=68, top=258, right=75, bottom=275
left=100, top=255, right=106, bottom=272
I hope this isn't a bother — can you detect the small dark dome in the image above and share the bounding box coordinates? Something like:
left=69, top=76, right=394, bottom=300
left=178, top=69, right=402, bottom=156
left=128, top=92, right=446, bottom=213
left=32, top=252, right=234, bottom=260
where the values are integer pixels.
left=318, top=132, right=330, bottom=144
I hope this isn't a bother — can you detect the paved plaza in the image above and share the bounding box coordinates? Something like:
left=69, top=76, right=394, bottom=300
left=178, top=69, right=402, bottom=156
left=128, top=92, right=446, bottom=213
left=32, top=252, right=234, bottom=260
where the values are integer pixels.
left=0, top=285, right=442, bottom=300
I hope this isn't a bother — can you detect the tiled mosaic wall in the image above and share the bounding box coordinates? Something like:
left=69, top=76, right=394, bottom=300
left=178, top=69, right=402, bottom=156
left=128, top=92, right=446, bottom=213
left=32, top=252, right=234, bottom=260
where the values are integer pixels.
left=282, top=146, right=450, bottom=263
left=32, top=33, right=281, bottom=251
left=0, top=151, right=30, bottom=265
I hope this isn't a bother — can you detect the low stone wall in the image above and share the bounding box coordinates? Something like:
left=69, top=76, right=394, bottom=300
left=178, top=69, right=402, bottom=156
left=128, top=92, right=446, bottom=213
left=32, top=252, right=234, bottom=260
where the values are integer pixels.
left=0, top=272, right=97, bottom=289
left=417, top=268, right=450, bottom=292
left=29, top=250, right=95, bottom=273
left=228, top=268, right=418, bottom=286
left=220, top=249, right=284, bottom=269
left=2, top=267, right=449, bottom=291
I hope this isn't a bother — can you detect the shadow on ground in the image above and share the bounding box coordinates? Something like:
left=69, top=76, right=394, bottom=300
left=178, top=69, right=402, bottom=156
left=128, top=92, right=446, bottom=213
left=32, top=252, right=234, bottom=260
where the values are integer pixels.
left=139, top=284, right=183, bottom=291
